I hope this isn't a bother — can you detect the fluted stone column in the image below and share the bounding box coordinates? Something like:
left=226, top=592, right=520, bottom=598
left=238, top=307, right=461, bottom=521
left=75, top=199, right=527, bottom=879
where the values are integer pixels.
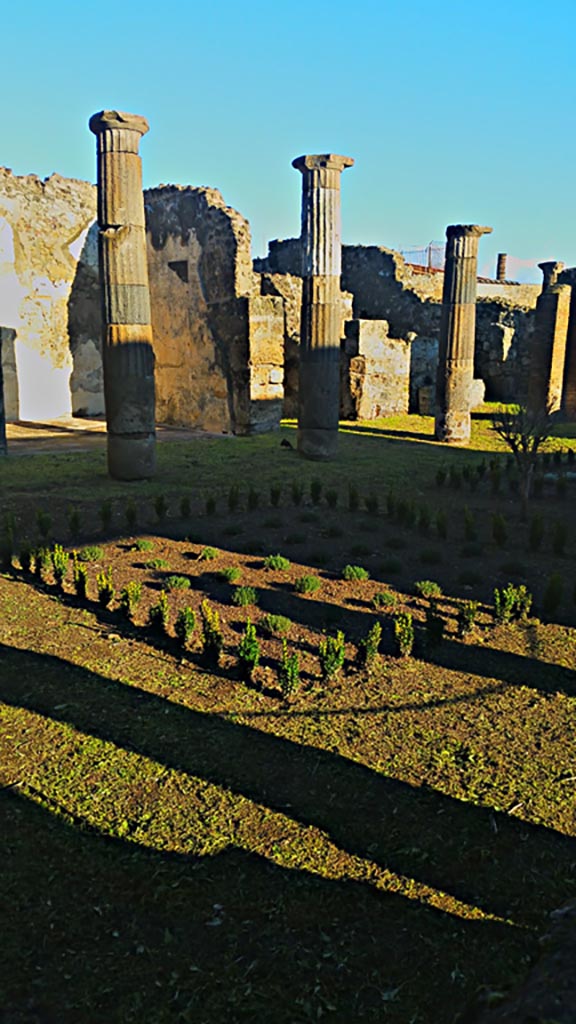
left=89, top=110, right=156, bottom=480
left=292, top=153, right=354, bottom=460
left=435, top=224, right=492, bottom=444
left=528, top=262, right=570, bottom=415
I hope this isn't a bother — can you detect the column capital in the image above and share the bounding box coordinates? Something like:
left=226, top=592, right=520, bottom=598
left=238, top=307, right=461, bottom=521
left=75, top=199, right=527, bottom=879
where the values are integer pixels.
left=539, top=261, right=564, bottom=290
left=89, top=110, right=149, bottom=138
left=446, top=224, right=492, bottom=240
left=292, top=154, right=354, bottom=175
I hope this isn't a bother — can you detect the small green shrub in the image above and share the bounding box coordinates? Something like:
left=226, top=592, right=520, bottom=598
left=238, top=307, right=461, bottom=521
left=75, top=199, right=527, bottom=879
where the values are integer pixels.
left=294, top=575, right=321, bottom=595
left=261, top=613, right=292, bottom=636
left=270, top=483, right=281, bottom=507
left=342, top=564, right=370, bottom=581
left=493, top=583, right=532, bottom=624
left=198, top=547, right=218, bottom=561
left=435, top=467, right=447, bottom=487
left=218, top=566, right=242, bottom=583
left=132, top=539, right=154, bottom=552
left=148, top=591, right=170, bottom=633
left=415, top=580, right=442, bottom=600
left=237, top=619, right=260, bottom=681
left=205, top=495, right=216, bottom=516
left=326, top=489, right=338, bottom=509
left=19, top=544, right=33, bottom=573
left=542, top=574, right=564, bottom=619
left=228, top=484, right=240, bottom=513
left=448, top=466, right=462, bottom=490
left=365, top=493, right=379, bottom=515
left=232, top=585, right=258, bottom=607
left=348, top=484, right=360, bottom=512
left=154, top=495, right=168, bottom=522
left=125, top=501, right=137, bottom=532
left=425, top=601, right=445, bottom=649
left=556, top=475, right=567, bottom=499
left=78, top=545, right=105, bottom=562
left=96, top=568, right=115, bottom=609
left=386, top=490, right=397, bottom=516
left=36, top=509, right=52, bottom=540
left=457, top=600, right=479, bottom=637
left=357, top=621, right=382, bottom=669
left=200, top=600, right=223, bottom=664
left=179, top=496, right=191, bottom=519
left=67, top=506, right=81, bottom=539
left=490, top=467, right=501, bottom=495
left=165, top=575, right=191, bottom=590
left=119, top=580, right=142, bottom=620
left=278, top=639, right=300, bottom=697
left=291, top=481, right=304, bottom=506
left=318, top=630, right=345, bottom=680
left=72, top=556, right=88, bottom=600
left=99, top=500, right=112, bottom=532
left=418, top=506, right=431, bottom=534
left=393, top=612, right=414, bottom=657
left=463, top=507, right=477, bottom=542
left=33, top=546, right=50, bottom=580
left=174, top=607, right=196, bottom=648
left=264, top=553, right=291, bottom=571
left=372, top=591, right=397, bottom=613
left=310, top=479, right=322, bottom=506
left=248, top=487, right=260, bottom=511
left=144, top=558, right=169, bottom=571
left=51, top=544, right=70, bottom=589
left=492, top=513, right=508, bottom=548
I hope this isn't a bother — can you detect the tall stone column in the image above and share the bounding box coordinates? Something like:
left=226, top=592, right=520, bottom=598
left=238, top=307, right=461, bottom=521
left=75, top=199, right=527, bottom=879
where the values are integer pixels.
left=292, top=153, right=354, bottom=460
left=528, top=262, right=570, bottom=415
left=89, top=110, right=156, bottom=480
left=435, top=224, right=492, bottom=445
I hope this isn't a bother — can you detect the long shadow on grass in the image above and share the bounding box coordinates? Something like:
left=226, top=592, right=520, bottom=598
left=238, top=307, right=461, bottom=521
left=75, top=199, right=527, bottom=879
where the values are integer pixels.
left=1, top=642, right=574, bottom=930
left=0, top=787, right=531, bottom=1024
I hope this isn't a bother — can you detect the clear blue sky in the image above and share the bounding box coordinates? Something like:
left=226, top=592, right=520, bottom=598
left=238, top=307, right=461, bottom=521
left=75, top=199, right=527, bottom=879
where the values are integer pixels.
left=3, top=0, right=575, bottom=281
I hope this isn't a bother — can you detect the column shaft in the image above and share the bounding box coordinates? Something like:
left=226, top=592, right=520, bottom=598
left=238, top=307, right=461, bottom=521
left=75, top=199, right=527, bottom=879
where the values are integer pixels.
left=528, top=263, right=569, bottom=415
left=293, top=154, right=353, bottom=460
left=89, top=110, right=155, bottom=480
left=435, top=224, right=491, bottom=444
left=0, top=333, right=6, bottom=457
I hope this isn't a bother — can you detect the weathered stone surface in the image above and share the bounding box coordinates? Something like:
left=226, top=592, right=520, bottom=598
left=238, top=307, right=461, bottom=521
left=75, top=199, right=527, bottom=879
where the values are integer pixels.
left=90, top=109, right=156, bottom=480
left=435, top=225, right=492, bottom=445
left=293, top=154, right=354, bottom=459
left=342, top=319, right=410, bottom=418
left=0, top=167, right=96, bottom=420
left=145, top=185, right=283, bottom=435
left=528, top=262, right=570, bottom=415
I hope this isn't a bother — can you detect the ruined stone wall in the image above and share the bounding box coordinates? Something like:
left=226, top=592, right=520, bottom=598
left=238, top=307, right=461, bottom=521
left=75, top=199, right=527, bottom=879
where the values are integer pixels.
left=0, top=168, right=97, bottom=420
left=256, top=238, right=536, bottom=408
left=145, top=185, right=284, bottom=434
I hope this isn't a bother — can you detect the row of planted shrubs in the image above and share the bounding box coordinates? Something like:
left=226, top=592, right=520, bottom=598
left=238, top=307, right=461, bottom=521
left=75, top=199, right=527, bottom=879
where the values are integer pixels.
left=435, top=450, right=576, bottom=497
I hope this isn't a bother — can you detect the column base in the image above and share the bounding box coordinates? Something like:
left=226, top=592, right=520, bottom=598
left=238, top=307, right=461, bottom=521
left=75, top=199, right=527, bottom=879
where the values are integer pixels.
left=297, top=427, right=338, bottom=460
left=107, top=434, right=156, bottom=480
left=435, top=410, right=471, bottom=445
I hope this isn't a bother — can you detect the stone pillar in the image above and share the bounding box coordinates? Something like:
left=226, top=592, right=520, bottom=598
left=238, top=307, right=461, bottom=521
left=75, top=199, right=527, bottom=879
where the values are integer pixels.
left=562, top=285, right=576, bottom=419
left=89, top=110, right=155, bottom=480
left=435, top=224, right=492, bottom=444
left=496, top=253, right=507, bottom=282
left=528, top=262, right=570, bottom=415
left=292, top=153, right=354, bottom=460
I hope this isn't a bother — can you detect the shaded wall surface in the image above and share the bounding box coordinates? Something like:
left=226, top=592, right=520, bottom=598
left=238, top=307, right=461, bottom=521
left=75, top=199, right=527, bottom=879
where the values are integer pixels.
left=256, top=239, right=537, bottom=406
